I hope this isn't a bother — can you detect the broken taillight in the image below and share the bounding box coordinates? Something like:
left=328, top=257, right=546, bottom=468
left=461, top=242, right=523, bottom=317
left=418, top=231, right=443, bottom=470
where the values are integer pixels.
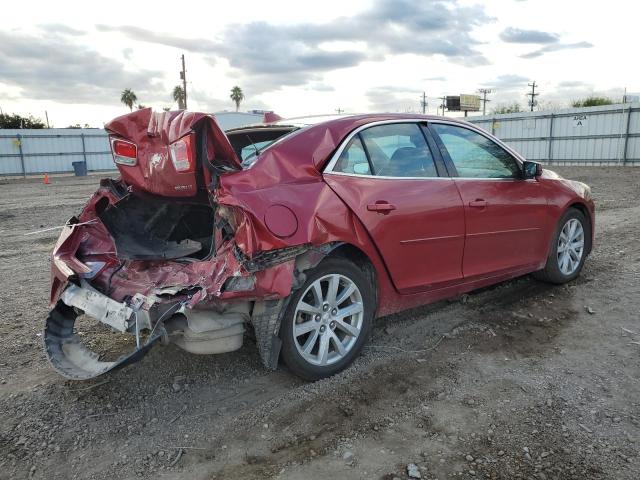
left=169, top=134, right=195, bottom=173
left=111, top=139, right=137, bottom=166
left=79, top=261, right=107, bottom=279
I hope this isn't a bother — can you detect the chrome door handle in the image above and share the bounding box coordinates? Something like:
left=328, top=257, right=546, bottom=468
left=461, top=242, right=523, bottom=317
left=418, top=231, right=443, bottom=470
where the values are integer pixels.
left=469, top=199, right=487, bottom=208
left=367, top=202, right=396, bottom=213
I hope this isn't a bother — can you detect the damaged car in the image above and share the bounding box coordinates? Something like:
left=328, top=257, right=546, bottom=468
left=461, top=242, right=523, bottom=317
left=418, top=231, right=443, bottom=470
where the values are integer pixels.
left=45, top=109, right=595, bottom=381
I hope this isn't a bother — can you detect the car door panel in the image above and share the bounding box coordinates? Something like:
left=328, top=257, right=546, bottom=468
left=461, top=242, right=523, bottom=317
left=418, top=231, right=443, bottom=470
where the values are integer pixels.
left=324, top=175, right=465, bottom=293
left=453, top=179, right=549, bottom=278
left=324, top=122, right=466, bottom=293
left=429, top=122, right=551, bottom=278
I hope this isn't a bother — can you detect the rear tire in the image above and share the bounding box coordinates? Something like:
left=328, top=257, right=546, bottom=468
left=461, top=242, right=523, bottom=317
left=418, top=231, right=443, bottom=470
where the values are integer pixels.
left=534, top=208, right=590, bottom=284
left=280, top=257, right=375, bottom=381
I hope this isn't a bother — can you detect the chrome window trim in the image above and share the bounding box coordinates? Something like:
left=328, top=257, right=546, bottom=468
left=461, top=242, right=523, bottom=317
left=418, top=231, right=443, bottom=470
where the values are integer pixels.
left=323, top=119, right=443, bottom=180
left=323, top=118, right=527, bottom=180
left=325, top=171, right=454, bottom=181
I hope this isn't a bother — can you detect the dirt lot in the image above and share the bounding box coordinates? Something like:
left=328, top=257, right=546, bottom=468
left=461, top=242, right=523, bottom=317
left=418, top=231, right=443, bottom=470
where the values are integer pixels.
left=0, top=167, right=639, bottom=480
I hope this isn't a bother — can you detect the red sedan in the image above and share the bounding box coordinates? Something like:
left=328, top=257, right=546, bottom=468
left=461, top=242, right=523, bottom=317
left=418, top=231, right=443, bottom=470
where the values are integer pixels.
left=45, top=110, right=594, bottom=381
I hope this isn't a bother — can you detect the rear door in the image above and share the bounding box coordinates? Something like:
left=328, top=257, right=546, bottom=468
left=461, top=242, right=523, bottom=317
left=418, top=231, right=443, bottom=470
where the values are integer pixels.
left=323, top=122, right=465, bottom=294
left=429, top=122, right=550, bottom=279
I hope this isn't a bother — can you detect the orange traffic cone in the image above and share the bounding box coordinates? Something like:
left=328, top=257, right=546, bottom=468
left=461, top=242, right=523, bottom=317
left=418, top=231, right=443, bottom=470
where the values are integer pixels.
left=43, top=173, right=50, bottom=185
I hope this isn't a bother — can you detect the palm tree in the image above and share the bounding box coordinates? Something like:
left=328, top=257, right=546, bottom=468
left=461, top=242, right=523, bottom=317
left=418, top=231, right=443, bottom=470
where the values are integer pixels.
left=173, top=85, right=186, bottom=110
left=230, top=86, right=245, bottom=112
left=120, top=89, right=137, bottom=111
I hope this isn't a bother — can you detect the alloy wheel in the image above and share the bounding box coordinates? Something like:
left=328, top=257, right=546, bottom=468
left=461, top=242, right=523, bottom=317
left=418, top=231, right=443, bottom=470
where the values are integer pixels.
left=557, top=218, right=585, bottom=275
left=292, top=274, right=364, bottom=366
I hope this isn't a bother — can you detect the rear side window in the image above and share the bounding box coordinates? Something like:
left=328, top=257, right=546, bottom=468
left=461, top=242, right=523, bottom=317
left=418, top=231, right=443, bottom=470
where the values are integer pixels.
left=334, top=136, right=371, bottom=175
left=431, top=124, right=521, bottom=179
left=359, top=123, right=438, bottom=178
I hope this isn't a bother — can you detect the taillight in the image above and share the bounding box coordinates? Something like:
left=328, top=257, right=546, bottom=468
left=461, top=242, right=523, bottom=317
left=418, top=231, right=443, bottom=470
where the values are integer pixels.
left=169, top=134, right=195, bottom=173
left=111, top=139, right=137, bottom=166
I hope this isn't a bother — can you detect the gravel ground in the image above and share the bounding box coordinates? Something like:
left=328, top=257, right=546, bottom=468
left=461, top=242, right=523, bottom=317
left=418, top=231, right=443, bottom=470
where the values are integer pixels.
left=0, top=167, right=639, bottom=480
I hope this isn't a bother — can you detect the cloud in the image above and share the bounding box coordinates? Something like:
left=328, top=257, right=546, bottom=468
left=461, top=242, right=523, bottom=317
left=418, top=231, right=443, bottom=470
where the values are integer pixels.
left=521, top=41, right=593, bottom=59
left=557, top=80, right=589, bottom=89
left=96, top=24, right=219, bottom=53
left=486, top=74, right=529, bottom=90
left=96, top=0, right=493, bottom=93
left=306, top=83, right=336, bottom=92
left=37, top=24, right=86, bottom=36
left=366, top=86, right=422, bottom=112
left=499, top=27, right=559, bottom=44
left=0, top=30, right=165, bottom=105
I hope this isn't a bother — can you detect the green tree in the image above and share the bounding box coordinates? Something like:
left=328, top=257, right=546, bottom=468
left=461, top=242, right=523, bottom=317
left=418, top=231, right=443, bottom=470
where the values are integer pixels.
left=0, top=113, right=46, bottom=129
left=120, top=88, right=138, bottom=111
left=571, top=96, right=613, bottom=108
left=492, top=102, right=522, bottom=114
left=230, top=86, right=245, bottom=112
left=173, top=85, right=186, bottom=110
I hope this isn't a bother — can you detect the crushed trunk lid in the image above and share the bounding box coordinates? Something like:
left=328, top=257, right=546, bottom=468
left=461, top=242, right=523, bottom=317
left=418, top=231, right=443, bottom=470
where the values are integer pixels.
left=105, top=108, right=241, bottom=197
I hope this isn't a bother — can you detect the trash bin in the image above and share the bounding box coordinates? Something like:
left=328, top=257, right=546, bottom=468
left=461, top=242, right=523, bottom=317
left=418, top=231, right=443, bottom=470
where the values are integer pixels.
left=72, top=161, right=87, bottom=177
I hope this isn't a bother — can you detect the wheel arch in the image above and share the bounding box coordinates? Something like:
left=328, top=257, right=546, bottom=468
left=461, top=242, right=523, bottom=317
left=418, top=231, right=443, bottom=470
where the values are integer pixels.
left=294, top=242, right=379, bottom=312
left=566, top=202, right=593, bottom=254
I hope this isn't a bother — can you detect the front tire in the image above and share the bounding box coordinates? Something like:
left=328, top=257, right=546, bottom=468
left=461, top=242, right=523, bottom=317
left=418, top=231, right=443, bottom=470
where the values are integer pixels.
left=280, top=257, right=375, bottom=381
left=534, top=208, right=589, bottom=284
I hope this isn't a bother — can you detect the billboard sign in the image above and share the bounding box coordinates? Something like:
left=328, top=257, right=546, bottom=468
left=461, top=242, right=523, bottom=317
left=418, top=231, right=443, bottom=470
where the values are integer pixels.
left=460, top=94, right=481, bottom=111
left=446, top=96, right=461, bottom=111
left=446, top=95, right=481, bottom=111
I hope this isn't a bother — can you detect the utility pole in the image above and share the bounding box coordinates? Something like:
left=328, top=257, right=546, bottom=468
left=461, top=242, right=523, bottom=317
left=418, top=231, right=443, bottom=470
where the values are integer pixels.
left=420, top=92, right=428, bottom=114
left=45, top=110, right=50, bottom=128
left=438, top=96, right=446, bottom=116
left=180, top=54, right=188, bottom=110
left=335, top=108, right=344, bottom=114
left=527, top=81, right=538, bottom=112
left=478, top=88, right=492, bottom=116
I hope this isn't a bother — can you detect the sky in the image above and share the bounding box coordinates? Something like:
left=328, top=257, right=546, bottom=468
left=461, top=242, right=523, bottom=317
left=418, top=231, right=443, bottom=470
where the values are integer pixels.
left=0, top=0, right=637, bottom=127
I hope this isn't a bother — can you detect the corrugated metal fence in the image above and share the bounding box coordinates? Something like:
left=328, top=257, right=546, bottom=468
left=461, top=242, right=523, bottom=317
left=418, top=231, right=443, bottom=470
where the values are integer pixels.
left=468, top=103, right=640, bottom=166
left=2, top=104, right=639, bottom=175
left=0, top=128, right=112, bottom=176
left=0, top=112, right=265, bottom=176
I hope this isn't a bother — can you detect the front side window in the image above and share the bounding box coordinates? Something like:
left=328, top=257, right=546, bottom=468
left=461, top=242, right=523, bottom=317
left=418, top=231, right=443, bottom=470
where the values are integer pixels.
left=359, top=123, right=438, bottom=178
left=431, top=124, right=521, bottom=179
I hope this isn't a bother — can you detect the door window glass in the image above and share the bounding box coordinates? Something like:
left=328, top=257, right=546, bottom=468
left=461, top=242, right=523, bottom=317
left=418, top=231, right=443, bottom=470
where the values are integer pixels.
left=431, top=124, right=521, bottom=179
left=359, top=123, right=438, bottom=177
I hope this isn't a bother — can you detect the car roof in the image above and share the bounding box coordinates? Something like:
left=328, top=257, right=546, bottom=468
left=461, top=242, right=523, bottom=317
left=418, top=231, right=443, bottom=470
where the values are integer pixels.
left=226, top=113, right=469, bottom=133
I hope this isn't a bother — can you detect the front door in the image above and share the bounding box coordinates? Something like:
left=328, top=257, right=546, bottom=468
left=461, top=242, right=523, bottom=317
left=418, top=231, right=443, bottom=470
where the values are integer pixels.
left=323, top=122, right=465, bottom=294
left=429, top=122, right=550, bottom=279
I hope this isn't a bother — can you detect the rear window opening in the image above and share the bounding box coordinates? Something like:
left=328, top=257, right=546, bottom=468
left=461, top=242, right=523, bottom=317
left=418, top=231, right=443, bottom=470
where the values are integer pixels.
left=226, top=127, right=297, bottom=168
left=98, top=192, right=215, bottom=261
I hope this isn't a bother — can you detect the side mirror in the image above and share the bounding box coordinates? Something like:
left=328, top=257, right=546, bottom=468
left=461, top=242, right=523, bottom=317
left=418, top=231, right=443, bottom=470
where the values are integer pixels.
left=523, top=161, right=542, bottom=179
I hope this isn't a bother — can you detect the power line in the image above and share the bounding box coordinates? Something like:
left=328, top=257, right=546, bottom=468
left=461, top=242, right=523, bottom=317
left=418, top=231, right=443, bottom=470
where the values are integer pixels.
left=478, top=88, right=492, bottom=116
left=527, top=81, right=539, bottom=112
